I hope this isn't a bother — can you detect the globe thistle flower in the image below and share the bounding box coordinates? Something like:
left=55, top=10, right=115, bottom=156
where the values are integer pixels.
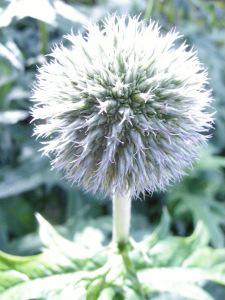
left=31, top=15, right=213, bottom=199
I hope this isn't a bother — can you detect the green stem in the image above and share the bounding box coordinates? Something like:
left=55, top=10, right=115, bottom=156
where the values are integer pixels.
left=38, top=21, right=48, bottom=55
left=144, top=0, right=155, bottom=19
left=120, top=244, right=148, bottom=299
left=112, top=189, right=131, bottom=246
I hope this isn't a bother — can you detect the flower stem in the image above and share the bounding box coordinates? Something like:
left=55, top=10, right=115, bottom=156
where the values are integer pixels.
left=112, top=189, right=132, bottom=245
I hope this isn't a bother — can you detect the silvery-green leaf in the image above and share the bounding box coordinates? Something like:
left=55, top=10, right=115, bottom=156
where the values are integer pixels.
left=0, top=110, right=28, bottom=125
left=0, top=216, right=106, bottom=300
left=139, top=268, right=215, bottom=300
left=0, top=0, right=88, bottom=28
left=1, top=215, right=225, bottom=299
left=0, top=41, right=24, bottom=71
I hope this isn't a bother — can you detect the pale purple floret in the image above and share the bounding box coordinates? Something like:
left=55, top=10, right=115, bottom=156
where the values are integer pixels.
left=31, top=15, right=213, bottom=197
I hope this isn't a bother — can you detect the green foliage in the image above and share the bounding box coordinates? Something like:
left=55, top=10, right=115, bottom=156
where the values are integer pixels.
left=0, top=0, right=225, bottom=298
left=0, top=0, right=88, bottom=30
left=0, top=0, right=224, bottom=250
left=167, top=149, right=225, bottom=248
left=0, top=213, right=225, bottom=300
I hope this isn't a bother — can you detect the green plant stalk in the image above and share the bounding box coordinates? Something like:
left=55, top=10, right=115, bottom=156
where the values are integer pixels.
left=112, top=189, right=131, bottom=246
left=38, top=21, right=48, bottom=55
left=144, top=0, right=155, bottom=19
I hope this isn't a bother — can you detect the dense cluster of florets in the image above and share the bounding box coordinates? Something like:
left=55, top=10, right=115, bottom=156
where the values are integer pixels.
left=32, top=15, right=213, bottom=197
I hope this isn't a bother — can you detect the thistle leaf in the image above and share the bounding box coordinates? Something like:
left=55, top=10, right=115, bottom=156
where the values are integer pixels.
left=0, top=216, right=225, bottom=299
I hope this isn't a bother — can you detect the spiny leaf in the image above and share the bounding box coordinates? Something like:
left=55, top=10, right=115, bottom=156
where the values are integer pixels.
left=1, top=215, right=225, bottom=299
left=0, top=216, right=106, bottom=299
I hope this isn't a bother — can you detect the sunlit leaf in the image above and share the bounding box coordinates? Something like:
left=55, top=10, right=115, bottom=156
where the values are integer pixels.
left=1, top=215, right=225, bottom=299
left=0, top=110, right=28, bottom=124
left=0, top=0, right=88, bottom=29
left=0, top=41, right=24, bottom=71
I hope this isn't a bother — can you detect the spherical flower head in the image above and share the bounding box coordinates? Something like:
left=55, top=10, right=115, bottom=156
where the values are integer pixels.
left=32, top=15, right=213, bottom=197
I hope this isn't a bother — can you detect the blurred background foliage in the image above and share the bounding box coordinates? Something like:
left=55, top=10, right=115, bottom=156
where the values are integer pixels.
left=0, top=0, right=224, bottom=265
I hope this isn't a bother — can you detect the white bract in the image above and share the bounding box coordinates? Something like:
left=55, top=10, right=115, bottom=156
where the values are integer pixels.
left=32, top=15, right=213, bottom=197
